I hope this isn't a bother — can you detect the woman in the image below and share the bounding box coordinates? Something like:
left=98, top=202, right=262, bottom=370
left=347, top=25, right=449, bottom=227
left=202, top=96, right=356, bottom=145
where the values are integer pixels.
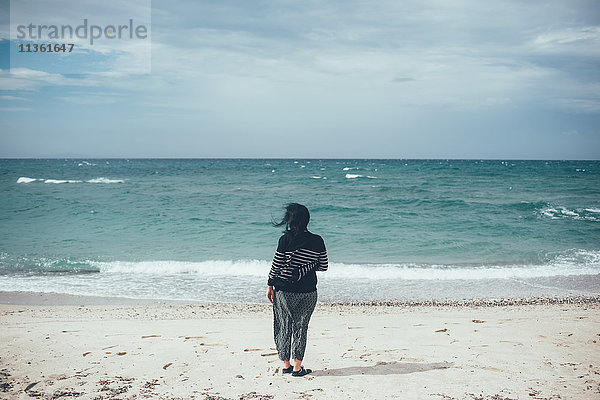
left=267, top=203, right=328, bottom=377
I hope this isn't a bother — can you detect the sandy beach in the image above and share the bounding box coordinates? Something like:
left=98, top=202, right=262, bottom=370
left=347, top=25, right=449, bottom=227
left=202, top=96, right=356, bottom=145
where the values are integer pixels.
left=1, top=292, right=599, bottom=400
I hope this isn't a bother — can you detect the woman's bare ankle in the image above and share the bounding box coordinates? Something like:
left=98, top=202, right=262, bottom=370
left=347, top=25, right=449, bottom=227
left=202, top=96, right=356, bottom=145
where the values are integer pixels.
left=293, top=359, right=302, bottom=371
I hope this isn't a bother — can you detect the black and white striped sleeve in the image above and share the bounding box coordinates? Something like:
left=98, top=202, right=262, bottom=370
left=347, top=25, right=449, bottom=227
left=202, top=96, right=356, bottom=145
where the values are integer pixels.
left=316, top=250, right=328, bottom=271
left=268, top=251, right=285, bottom=281
left=268, top=236, right=286, bottom=286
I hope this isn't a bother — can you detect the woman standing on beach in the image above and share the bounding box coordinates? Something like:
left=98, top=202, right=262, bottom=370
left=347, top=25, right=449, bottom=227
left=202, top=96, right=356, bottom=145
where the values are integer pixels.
left=267, top=203, right=328, bottom=377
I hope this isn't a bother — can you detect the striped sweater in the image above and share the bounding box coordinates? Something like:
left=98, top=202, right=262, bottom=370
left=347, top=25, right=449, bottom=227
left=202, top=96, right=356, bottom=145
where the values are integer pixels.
left=268, top=231, right=328, bottom=293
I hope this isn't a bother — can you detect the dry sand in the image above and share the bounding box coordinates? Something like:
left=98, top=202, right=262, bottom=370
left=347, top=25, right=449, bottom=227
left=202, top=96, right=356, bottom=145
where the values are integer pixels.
left=0, top=292, right=599, bottom=400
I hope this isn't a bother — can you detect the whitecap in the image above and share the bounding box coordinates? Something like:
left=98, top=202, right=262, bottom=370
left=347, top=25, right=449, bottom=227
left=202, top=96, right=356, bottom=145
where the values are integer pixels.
left=87, top=177, right=124, bottom=183
left=540, top=207, right=559, bottom=219
left=16, top=177, right=37, bottom=183
left=539, top=206, right=590, bottom=220
left=44, top=179, right=82, bottom=184
left=345, top=174, right=376, bottom=179
left=560, top=208, right=577, bottom=217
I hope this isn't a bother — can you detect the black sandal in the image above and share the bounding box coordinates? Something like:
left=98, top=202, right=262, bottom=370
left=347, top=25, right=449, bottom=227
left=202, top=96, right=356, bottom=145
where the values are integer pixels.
left=292, top=367, right=312, bottom=377
left=282, top=366, right=293, bottom=374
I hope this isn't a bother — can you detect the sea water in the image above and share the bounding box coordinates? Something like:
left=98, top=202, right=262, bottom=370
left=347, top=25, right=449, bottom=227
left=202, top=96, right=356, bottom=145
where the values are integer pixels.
left=1, top=159, right=599, bottom=302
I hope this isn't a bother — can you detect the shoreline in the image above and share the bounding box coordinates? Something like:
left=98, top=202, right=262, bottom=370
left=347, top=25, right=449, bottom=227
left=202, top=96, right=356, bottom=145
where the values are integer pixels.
left=1, top=290, right=600, bottom=308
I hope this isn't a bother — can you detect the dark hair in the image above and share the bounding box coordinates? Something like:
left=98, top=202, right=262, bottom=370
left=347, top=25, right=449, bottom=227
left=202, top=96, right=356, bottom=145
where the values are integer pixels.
left=273, top=203, right=310, bottom=234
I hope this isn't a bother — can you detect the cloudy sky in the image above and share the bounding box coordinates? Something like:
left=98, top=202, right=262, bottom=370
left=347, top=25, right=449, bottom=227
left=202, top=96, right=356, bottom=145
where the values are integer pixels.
left=1, top=0, right=599, bottom=159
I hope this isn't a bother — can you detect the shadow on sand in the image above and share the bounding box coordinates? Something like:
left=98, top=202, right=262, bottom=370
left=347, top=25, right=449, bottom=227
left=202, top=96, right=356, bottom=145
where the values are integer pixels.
left=310, top=361, right=454, bottom=377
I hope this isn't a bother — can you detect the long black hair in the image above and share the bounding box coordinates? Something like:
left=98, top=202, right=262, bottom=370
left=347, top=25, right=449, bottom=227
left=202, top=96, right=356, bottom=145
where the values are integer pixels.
left=273, top=203, right=310, bottom=234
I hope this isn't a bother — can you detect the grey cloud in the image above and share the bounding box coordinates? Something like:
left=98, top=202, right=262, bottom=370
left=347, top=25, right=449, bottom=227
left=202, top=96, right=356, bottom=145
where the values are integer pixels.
left=1, top=0, right=599, bottom=158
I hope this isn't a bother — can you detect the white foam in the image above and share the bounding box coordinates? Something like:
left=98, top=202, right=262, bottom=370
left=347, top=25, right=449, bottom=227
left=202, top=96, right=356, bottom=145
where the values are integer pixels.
left=16, top=177, right=37, bottom=183
left=343, top=167, right=358, bottom=171
left=327, top=262, right=596, bottom=280
left=586, top=208, right=600, bottom=213
left=44, top=179, right=82, bottom=184
left=539, top=206, right=584, bottom=220
left=17, top=176, right=123, bottom=184
left=345, top=174, right=376, bottom=179
left=541, top=207, right=558, bottom=218
left=93, top=259, right=269, bottom=277
left=87, top=178, right=124, bottom=183
left=90, top=250, right=600, bottom=281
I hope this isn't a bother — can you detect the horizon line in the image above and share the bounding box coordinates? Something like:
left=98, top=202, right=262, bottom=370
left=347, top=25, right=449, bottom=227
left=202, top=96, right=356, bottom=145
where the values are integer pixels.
left=1, top=157, right=600, bottom=161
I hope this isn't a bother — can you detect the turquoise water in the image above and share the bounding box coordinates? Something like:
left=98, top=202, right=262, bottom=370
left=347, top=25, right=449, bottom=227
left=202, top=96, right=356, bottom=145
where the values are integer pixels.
left=1, top=159, right=599, bottom=302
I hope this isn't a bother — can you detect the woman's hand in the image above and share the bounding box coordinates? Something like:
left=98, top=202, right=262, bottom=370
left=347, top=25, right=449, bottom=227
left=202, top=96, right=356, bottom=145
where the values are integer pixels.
left=267, top=286, right=275, bottom=303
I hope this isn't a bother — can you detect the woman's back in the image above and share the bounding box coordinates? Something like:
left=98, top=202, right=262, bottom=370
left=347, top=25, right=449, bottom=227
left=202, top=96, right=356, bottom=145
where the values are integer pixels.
left=268, top=231, right=328, bottom=293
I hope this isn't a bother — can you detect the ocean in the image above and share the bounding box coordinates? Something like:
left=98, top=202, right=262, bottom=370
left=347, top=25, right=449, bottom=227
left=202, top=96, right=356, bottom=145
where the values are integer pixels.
left=1, top=159, right=599, bottom=303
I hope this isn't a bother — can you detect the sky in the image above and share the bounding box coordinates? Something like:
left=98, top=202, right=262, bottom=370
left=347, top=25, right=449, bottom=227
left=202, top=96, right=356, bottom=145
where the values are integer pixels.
left=0, top=0, right=599, bottom=159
